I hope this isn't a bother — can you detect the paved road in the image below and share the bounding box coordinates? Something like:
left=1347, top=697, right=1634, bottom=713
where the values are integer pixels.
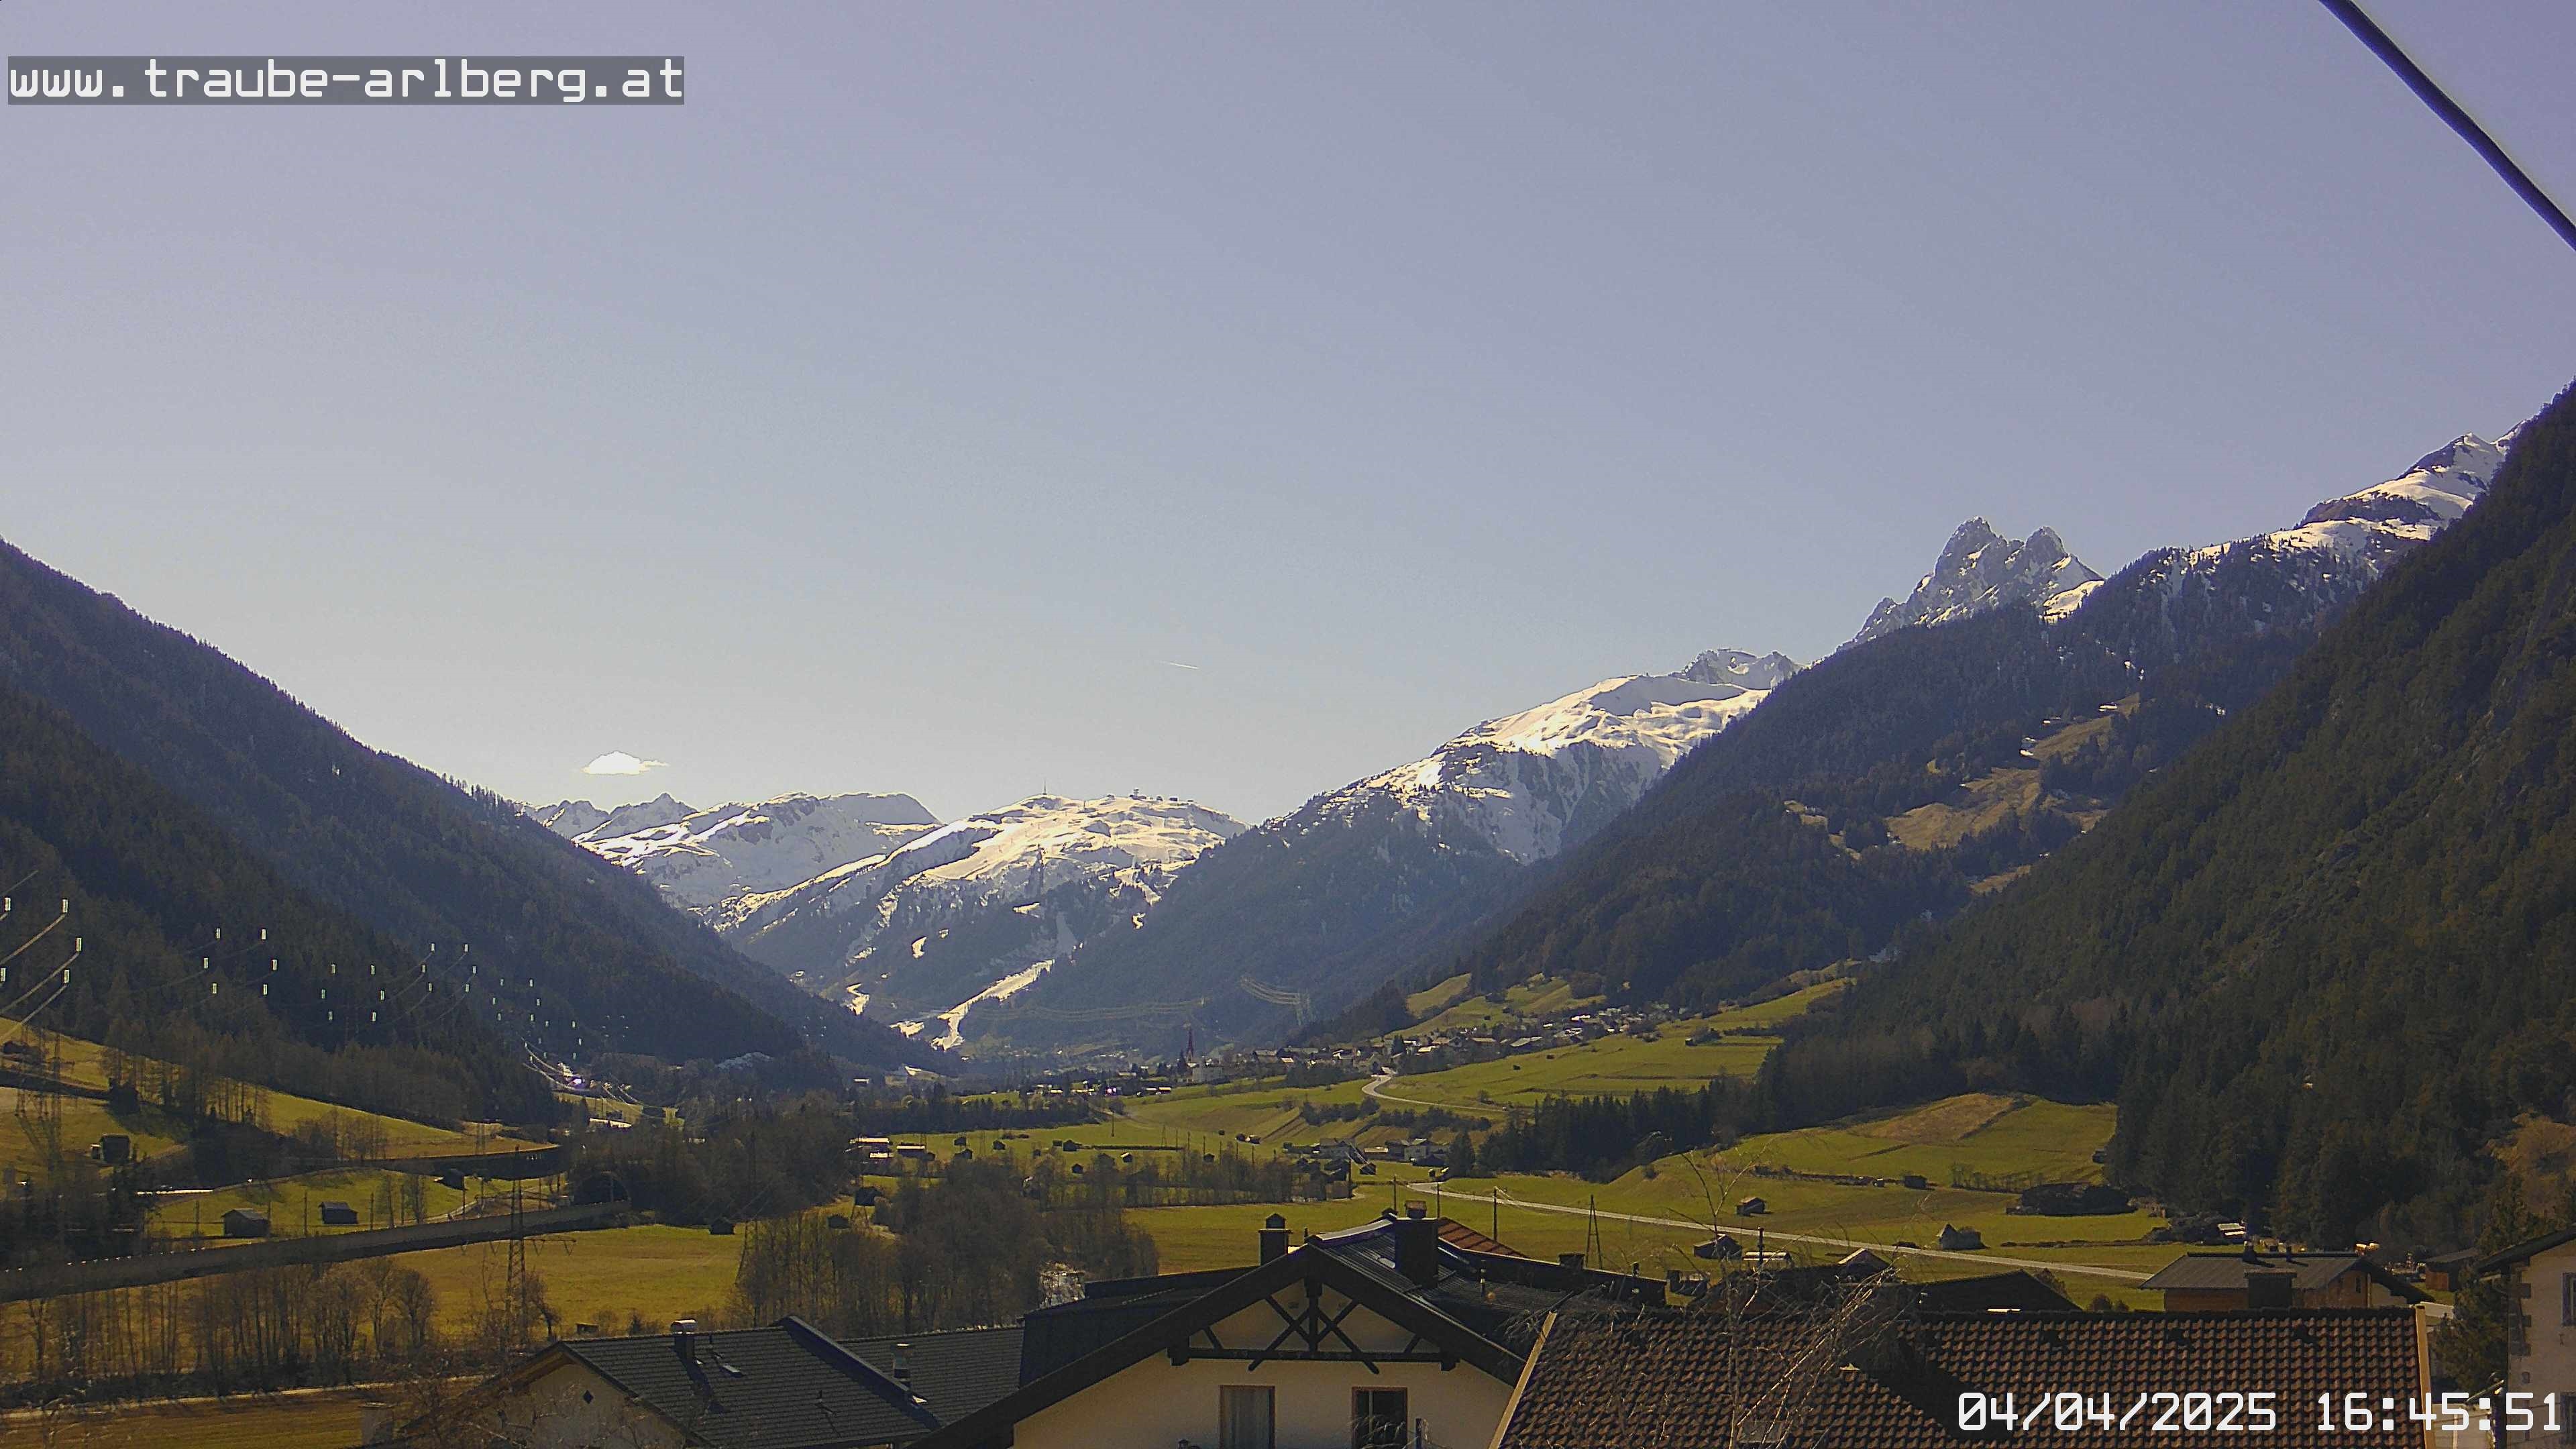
left=1434, top=1185, right=2153, bottom=1284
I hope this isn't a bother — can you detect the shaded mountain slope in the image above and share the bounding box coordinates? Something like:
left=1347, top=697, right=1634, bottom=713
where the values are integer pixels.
left=0, top=541, right=927, bottom=1069
left=0, top=679, right=545, bottom=1122
left=1385, top=432, right=2510, bottom=1026
left=1760, top=382, right=2576, bottom=1245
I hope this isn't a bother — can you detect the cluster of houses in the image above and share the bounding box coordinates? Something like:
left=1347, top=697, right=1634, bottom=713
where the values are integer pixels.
left=998, top=997, right=1684, bottom=1103
left=1377, top=1004, right=1686, bottom=1078
left=384, top=1203, right=2500, bottom=1449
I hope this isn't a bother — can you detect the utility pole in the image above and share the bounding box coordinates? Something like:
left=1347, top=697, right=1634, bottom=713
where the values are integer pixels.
left=505, top=1173, right=527, bottom=1346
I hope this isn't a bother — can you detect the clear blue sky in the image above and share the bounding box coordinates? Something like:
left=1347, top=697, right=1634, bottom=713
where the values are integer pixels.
left=4, top=1, right=2570, bottom=824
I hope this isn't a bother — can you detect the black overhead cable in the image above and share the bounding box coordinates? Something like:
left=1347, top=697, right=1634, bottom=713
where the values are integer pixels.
left=2316, top=0, right=2576, bottom=255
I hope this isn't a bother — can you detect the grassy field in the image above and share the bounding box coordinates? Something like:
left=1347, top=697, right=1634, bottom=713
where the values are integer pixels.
left=393, top=1222, right=745, bottom=1338
left=1721, top=1092, right=2114, bottom=1185
left=1094, top=1064, right=2166, bottom=1302
left=1370, top=981, right=1846, bottom=1113
left=991, top=1016, right=2165, bottom=1303
left=1129, top=1167, right=2162, bottom=1309
left=0, top=1389, right=384, bottom=1449
left=19, top=1032, right=539, bottom=1171
left=0, top=1091, right=186, bottom=1180
left=1396, top=974, right=1601, bottom=1039
left=1885, top=710, right=2124, bottom=855
left=1398, top=1086, right=2172, bottom=1301
left=144, top=1167, right=478, bottom=1240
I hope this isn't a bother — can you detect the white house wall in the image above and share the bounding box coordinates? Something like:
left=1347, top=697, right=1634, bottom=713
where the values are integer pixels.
left=2509, top=1242, right=2576, bottom=1446
left=1012, top=1293, right=1515, bottom=1449
left=488, top=1360, right=688, bottom=1449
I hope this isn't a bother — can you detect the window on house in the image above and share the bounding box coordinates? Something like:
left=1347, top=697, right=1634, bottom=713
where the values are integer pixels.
left=2561, top=1273, right=2576, bottom=1327
left=1353, top=1387, right=1409, bottom=1449
left=1220, top=1385, right=1275, bottom=1449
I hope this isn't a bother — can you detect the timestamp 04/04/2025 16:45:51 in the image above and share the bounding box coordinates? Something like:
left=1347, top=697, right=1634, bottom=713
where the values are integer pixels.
left=1955, top=1391, right=2564, bottom=1434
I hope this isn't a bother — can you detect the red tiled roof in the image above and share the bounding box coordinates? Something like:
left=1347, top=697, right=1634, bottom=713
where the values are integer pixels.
left=1437, top=1218, right=1521, bottom=1256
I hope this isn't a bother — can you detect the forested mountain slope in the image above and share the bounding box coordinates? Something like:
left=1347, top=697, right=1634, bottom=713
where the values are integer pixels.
left=0, top=541, right=929, bottom=1069
left=1761, top=382, right=2576, bottom=1246
left=0, top=680, right=546, bottom=1122
left=1388, top=431, right=2508, bottom=1022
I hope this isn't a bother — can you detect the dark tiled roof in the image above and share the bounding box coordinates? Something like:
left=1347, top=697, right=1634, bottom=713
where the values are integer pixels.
left=2139, top=1251, right=2421, bottom=1300
left=840, top=1326, right=1024, bottom=1427
left=2476, top=1225, right=2576, bottom=1276
left=1910, top=1271, right=2078, bottom=1313
left=1497, top=1306, right=1949, bottom=1449
left=1316, top=1216, right=1662, bottom=1352
left=1015, top=1216, right=1593, bottom=1384
left=553, top=1317, right=941, bottom=1449
left=914, top=1232, right=1655, bottom=1449
left=1016, top=1271, right=1243, bottom=1383
left=1499, top=1307, right=2427, bottom=1449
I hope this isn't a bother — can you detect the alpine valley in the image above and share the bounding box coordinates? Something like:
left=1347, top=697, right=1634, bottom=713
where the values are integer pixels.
left=527, top=427, right=2514, bottom=1065
left=1387, top=428, right=2513, bottom=1032
left=1048, top=426, right=2508, bottom=1057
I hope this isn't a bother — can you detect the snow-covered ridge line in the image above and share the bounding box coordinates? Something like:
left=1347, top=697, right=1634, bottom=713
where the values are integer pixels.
left=2208, top=431, right=2511, bottom=569
left=527, top=791, right=939, bottom=915
left=722, top=792, right=1245, bottom=1030
left=1308, top=646, right=1799, bottom=865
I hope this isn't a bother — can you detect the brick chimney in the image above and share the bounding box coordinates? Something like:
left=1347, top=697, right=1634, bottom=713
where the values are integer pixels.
left=671, top=1319, right=698, bottom=1359
left=1396, top=1201, right=1439, bottom=1287
left=1259, top=1212, right=1289, bottom=1264
left=890, top=1341, right=912, bottom=1385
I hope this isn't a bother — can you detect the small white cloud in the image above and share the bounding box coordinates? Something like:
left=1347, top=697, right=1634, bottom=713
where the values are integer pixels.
left=1157, top=660, right=1201, bottom=671
left=582, top=751, right=669, bottom=776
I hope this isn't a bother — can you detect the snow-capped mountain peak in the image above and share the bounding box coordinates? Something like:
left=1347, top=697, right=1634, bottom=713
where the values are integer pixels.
left=721, top=793, right=1245, bottom=1035
left=1849, top=519, right=2102, bottom=649
left=2281, top=432, right=2510, bottom=541
left=1681, top=647, right=1801, bottom=692
left=527, top=793, right=698, bottom=842
left=1329, top=647, right=1799, bottom=864
left=530, top=791, right=938, bottom=913
left=2148, top=430, right=2513, bottom=590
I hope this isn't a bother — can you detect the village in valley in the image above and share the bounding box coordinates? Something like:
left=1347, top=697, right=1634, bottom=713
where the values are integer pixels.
left=0, top=965, right=2511, bottom=1448
left=6, top=1, right=2573, bottom=1446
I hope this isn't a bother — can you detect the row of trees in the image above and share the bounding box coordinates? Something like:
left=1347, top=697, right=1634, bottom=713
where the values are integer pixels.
left=1477, top=1080, right=1762, bottom=1182
left=733, top=1160, right=1159, bottom=1336
left=1, top=1257, right=458, bottom=1405
left=847, top=1089, right=1094, bottom=1136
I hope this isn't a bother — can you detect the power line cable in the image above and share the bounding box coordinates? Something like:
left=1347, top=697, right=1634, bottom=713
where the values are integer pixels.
left=2316, top=0, right=2576, bottom=254
left=0, top=910, right=70, bottom=980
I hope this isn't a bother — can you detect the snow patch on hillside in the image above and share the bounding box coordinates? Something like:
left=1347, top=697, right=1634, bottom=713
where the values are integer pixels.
left=898, top=958, right=1057, bottom=1051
